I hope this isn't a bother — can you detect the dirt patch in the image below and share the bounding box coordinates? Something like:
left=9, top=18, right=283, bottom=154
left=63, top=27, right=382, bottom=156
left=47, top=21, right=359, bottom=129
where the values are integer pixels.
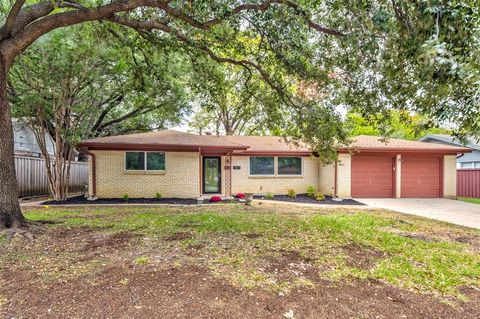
left=80, top=231, right=135, bottom=252
left=244, top=232, right=261, bottom=239
left=264, top=250, right=317, bottom=282
left=341, top=243, right=386, bottom=269
left=165, top=232, right=192, bottom=241
left=2, top=263, right=480, bottom=319
left=383, top=227, right=439, bottom=242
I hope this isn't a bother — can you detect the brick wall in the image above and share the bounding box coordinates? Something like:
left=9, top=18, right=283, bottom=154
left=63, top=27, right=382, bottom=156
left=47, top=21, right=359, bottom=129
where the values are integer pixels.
left=230, top=156, right=319, bottom=195
left=89, top=150, right=200, bottom=198
left=318, top=163, right=335, bottom=195
left=336, top=153, right=351, bottom=198
left=443, top=155, right=457, bottom=198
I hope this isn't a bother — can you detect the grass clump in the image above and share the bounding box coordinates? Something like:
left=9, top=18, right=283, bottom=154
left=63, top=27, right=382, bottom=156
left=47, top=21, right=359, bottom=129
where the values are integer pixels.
left=134, top=257, right=150, bottom=265
left=287, top=189, right=296, bottom=198
left=155, top=192, right=162, bottom=200
left=306, top=185, right=316, bottom=198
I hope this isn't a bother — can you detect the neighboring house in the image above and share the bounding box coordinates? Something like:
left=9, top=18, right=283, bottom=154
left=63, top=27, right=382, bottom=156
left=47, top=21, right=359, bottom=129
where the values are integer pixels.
left=13, top=119, right=55, bottom=157
left=418, top=134, right=480, bottom=169
left=79, top=130, right=469, bottom=200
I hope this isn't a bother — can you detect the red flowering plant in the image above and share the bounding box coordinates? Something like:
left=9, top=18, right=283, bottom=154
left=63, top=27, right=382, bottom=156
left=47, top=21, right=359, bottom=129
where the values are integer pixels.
left=209, top=196, right=222, bottom=202
left=236, top=193, right=246, bottom=199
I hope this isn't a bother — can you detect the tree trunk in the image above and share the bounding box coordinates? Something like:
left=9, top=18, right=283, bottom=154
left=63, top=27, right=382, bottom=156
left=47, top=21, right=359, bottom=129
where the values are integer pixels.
left=0, top=54, right=24, bottom=229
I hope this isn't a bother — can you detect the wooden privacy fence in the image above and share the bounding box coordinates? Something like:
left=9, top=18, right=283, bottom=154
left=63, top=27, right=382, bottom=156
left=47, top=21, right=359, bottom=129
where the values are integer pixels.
left=457, top=169, right=480, bottom=198
left=15, top=155, right=88, bottom=198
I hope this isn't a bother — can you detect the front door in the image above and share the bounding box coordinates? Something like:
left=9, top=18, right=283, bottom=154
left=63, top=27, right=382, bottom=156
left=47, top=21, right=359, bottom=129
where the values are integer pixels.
left=203, top=157, right=221, bottom=194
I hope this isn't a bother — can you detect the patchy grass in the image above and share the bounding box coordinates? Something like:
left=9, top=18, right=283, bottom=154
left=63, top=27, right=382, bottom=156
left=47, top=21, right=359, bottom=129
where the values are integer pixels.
left=459, top=197, right=480, bottom=205
left=1, top=204, right=479, bottom=317
left=13, top=204, right=479, bottom=300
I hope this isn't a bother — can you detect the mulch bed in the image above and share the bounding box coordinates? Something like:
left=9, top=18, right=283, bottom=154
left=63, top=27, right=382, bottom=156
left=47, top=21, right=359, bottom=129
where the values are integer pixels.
left=43, top=195, right=201, bottom=205
left=254, top=194, right=364, bottom=205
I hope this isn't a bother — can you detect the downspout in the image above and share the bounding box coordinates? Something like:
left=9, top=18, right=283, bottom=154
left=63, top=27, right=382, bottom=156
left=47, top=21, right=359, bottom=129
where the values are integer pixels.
left=83, top=149, right=96, bottom=199
left=198, top=147, right=202, bottom=197
left=334, top=158, right=338, bottom=197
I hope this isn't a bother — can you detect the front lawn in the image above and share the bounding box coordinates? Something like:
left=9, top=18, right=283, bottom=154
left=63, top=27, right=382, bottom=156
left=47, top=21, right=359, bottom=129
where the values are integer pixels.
left=459, top=197, right=480, bottom=205
left=1, top=204, right=480, bottom=318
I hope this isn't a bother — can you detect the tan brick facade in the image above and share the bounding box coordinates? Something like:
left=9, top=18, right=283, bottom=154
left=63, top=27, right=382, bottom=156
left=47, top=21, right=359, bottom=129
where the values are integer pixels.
left=336, top=153, right=351, bottom=198
left=89, top=151, right=200, bottom=198
left=318, top=163, right=335, bottom=196
left=87, top=150, right=458, bottom=199
left=443, top=155, right=457, bottom=198
left=230, top=156, right=319, bottom=195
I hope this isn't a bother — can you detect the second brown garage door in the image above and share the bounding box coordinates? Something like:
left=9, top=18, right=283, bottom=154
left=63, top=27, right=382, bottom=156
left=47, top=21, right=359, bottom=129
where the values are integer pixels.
left=401, top=156, right=441, bottom=198
left=351, top=155, right=395, bottom=198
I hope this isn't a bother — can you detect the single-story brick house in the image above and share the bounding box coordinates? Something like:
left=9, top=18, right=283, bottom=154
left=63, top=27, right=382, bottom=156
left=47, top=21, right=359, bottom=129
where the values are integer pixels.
left=79, top=130, right=469, bottom=199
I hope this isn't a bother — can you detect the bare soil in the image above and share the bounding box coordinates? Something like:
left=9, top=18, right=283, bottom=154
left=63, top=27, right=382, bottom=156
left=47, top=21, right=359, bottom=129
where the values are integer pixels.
left=1, top=226, right=479, bottom=319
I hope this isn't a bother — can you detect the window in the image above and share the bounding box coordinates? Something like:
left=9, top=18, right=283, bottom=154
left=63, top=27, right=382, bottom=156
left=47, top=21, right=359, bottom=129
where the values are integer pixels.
left=147, top=152, right=165, bottom=170
left=475, top=162, right=480, bottom=168
left=250, top=157, right=274, bottom=175
left=126, top=152, right=145, bottom=170
left=125, top=152, right=165, bottom=171
left=278, top=157, right=302, bottom=175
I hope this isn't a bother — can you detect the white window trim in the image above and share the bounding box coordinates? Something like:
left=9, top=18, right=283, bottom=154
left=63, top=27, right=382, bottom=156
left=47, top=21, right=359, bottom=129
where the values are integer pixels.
left=248, top=156, right=304, bottom=177
left=125, top=151, right=166, bottom=172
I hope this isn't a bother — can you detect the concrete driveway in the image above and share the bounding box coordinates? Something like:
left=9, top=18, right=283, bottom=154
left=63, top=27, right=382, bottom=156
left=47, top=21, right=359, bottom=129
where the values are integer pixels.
left=356, top=198, right=480, bottom=229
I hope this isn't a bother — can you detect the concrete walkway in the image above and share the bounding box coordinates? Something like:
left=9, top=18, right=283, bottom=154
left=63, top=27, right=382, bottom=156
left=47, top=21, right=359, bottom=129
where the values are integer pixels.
left=356, top=198, right=480, bottom=229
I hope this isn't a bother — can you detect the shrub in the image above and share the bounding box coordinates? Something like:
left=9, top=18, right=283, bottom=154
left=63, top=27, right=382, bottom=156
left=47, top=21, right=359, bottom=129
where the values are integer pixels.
left=122, top=194, right=129, bottom=202
left=155, top=192, right=162, bottom=200
left=265, top=192, right=274, bottom=200
left=287, top=189, right=296, bottom=198
left=210, top=196, right=222, bottom=202
left=315, top=192, right=325, bottom=201
left=236, top=193, right=246, bottom=199
left=307, top=185, right=316, bottom=198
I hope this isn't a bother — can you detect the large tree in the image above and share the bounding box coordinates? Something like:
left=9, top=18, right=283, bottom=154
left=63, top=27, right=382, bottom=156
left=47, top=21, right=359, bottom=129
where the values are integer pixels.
left=0, top=1, right=478, bottom=228
left=188, top=63, right=276, bottom=136
left=9, top=24, right=189, bottom=200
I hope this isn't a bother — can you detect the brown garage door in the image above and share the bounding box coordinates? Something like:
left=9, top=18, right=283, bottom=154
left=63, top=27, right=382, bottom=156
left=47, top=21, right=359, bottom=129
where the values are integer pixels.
left=351, top=156, right=394, bottom=198
left=401, top=156, right=441, bottom=198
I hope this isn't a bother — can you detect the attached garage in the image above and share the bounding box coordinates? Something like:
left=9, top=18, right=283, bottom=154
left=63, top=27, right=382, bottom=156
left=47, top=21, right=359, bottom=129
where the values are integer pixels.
left=401, top=156, right=441, bottom=198
left=351, top=155, right=394, bottom=198
left=335, top=135, right=470, bottom=199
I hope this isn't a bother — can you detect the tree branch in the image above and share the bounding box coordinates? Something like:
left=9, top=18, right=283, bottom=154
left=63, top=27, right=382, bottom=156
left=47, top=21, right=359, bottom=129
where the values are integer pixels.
left=0, top=0, right=26, bottom=39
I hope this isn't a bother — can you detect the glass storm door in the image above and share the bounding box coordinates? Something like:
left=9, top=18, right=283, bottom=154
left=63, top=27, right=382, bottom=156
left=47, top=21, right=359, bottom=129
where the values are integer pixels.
left=203, top=157, right=221, bottom=194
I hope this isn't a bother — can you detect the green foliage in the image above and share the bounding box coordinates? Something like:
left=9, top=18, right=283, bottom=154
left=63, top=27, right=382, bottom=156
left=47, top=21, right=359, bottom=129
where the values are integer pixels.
left=345, top=111, right=450, bottom=140
left=306, top=186, right=316, bottom=198
left=10, top=24, right=190, bottom=142
left=122, top=194, right=129, bottom=202
left=155, top=192, right=162, bottom=200
left=265, top=192, right=274, bottom=200
left=287, top=189, right=296, bottom=198
left=315, top=193, right=325, bottom=201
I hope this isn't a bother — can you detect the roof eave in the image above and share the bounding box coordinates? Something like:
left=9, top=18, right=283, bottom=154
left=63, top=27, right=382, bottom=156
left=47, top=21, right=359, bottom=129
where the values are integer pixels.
left=337, top=147, right=471, bottom=154
left=77, top=142, right=249, bottom=151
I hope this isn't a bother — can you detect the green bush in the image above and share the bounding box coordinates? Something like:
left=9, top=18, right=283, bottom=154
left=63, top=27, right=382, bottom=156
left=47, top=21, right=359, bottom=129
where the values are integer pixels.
left=265, top=192, right=274, bottom=200
left=307, top=185, right=316, bottom=198
left=155, top=192, right=162, bottom=200
left=315, top=192, right=325, bottom=201
left=287, top=189, right=296, bottom=198
left=122, top=194, right=129, bottom=202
